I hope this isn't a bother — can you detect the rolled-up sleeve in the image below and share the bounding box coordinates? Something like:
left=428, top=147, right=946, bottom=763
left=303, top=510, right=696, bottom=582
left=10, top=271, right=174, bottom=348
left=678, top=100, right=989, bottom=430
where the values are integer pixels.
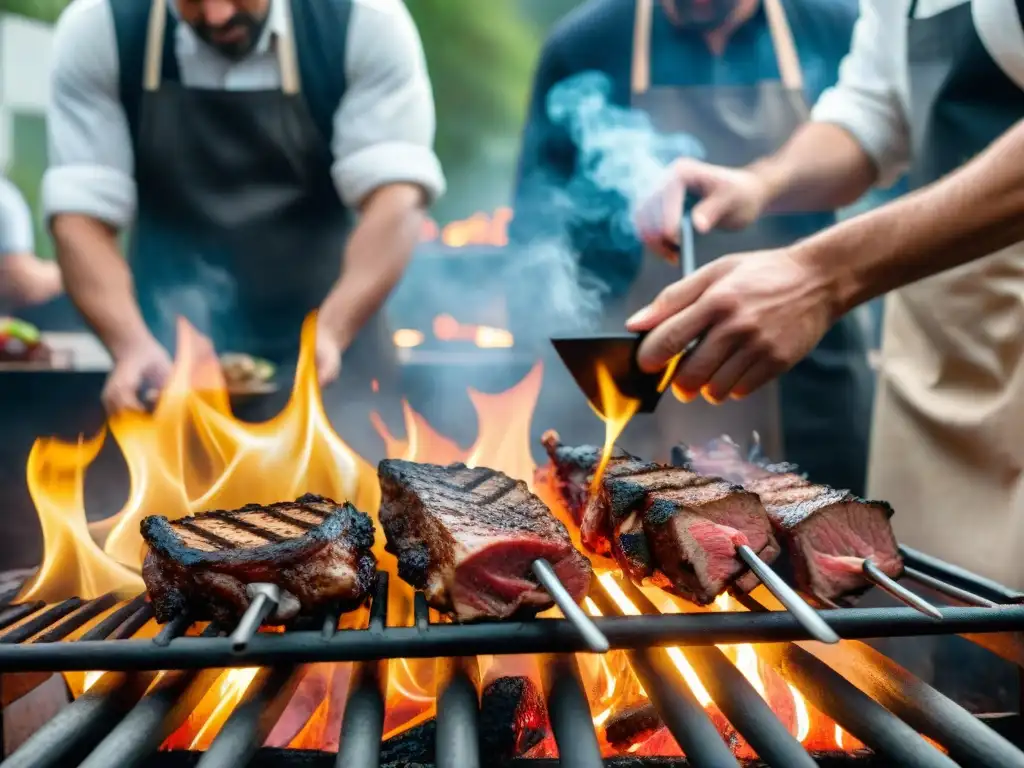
left=331, top=0, right=445, bottom=207
left=42, top=0, right=137, bottom=229
left=810, top=0, right=911, bottom=186
left=0, top=178, right=35, bottom=255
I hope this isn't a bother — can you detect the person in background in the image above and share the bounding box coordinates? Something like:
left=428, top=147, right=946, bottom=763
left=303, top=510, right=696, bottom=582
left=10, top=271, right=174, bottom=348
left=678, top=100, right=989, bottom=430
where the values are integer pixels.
left=44, top=0, right=444, bottom=415
left=511, top=0, right=874, bottom=495
left=631, top=0, right=1024, bottom=589
left=0, top=176, right=62, bottom=311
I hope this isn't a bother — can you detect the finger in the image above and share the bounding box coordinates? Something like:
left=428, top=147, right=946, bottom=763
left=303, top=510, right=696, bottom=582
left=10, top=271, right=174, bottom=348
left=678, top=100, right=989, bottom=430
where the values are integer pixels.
left=669, top=325, right=739, bottom=396
left=635, top=296, right=716, bottom=373
left=626, top=262, right=723, bottom=331
left=105, top=383, right=144, bottom=414
left=731, top=360, right=782, bottom=399
left=703, top=346, right=761, bottom=403
left=691, top=191, right=731, bottom=233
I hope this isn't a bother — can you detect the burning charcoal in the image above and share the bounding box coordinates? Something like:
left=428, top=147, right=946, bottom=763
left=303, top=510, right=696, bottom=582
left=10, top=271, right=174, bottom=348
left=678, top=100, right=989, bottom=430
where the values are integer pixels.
left=682, top=438, right=903, bottom=605
left=378, top=460, right=592, bottom=621
left=479, top=676, right=548, bottom=758
left=380, top=720, right=435, bottom=764
left=603, top=702, right=665, bottom=749
left=141, top=495, right=376, bottom=625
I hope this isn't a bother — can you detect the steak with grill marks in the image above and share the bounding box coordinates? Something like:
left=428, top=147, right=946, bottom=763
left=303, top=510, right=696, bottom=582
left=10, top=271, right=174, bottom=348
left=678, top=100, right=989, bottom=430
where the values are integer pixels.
left=543, top=432, right=781, bottom=605
left=678, top=438, right=903, bottom=604
left=378, top=459, right=593, bottom=621
left=141, top=494, right=376, bottom=624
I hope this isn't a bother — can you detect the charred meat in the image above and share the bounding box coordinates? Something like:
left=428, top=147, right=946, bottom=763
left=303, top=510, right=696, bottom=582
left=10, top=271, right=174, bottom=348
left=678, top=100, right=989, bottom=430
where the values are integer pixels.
left=141, top=494, right=376, bottom=624
left=543, top=432, right=781, bottom=605
left=378, top=459, right=593, bottom=621
left=679, top=438, right=903, bottom=604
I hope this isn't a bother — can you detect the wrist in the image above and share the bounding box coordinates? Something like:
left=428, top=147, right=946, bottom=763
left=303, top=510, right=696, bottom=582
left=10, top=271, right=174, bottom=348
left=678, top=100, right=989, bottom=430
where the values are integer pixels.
left=788, top=237, right=856, bottom=324
left=317, top=293, right=353, bottom=351
left=745, top=158, right=788, bottom=215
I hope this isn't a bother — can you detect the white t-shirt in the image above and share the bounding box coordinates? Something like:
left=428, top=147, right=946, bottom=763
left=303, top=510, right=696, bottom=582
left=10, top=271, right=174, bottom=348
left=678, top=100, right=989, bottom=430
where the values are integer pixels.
left=43, top=0, right=446, bottom=230
left=811, top=0, right=1024, bottom=186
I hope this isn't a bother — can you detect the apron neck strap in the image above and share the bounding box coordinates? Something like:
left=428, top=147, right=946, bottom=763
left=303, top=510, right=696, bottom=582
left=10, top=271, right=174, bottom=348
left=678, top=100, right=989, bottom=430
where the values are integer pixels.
left=631, top=0, right=804, bottom=95
left=143, top=0, right=301, bottom=95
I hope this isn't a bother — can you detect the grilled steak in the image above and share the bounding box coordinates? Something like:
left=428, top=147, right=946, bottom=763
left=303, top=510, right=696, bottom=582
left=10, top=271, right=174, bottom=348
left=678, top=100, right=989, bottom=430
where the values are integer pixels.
left=678, top=438, right=903, bottom=604
left=378, top=459, right=593, bottom=621
left=543, top=432, right=781, bottom=605
left=141, top=494, right=376, bottom=624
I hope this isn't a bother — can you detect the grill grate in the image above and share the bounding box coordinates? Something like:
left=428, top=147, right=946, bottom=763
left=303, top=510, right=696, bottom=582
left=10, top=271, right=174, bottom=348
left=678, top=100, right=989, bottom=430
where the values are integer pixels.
left=0, top=553, right=1021, bottom=768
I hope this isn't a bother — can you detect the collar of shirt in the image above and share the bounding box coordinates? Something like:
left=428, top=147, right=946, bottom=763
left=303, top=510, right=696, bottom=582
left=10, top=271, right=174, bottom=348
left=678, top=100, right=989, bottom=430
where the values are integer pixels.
left=170, top=0, right=287, bottom=60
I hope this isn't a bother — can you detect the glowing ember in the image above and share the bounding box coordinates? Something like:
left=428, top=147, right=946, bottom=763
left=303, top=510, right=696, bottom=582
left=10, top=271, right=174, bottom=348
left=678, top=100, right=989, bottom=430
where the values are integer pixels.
left=392, top=329, right=425, bottom=348
left=433, top=314, right=514, bottom=349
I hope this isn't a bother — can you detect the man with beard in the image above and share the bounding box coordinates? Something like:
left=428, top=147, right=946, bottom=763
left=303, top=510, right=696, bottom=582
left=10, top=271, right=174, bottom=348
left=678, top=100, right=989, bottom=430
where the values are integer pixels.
left=44, top=0, right=444, bottom=415
left=512, top=0, right=876, bottom=495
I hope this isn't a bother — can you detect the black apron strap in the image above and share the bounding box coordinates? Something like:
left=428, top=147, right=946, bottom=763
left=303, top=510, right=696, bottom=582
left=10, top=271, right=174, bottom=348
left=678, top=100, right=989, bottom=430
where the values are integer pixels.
left=908, top=0, right=919, bottom=19
left=290, top=0, right=352, bottom=149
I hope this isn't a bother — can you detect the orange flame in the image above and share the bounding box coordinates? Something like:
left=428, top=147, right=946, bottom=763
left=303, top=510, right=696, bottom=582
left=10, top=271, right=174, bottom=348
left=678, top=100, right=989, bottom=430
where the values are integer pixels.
left=588, top=362, right=641, bottom=495
left=420, top=208, right=512, bottom=248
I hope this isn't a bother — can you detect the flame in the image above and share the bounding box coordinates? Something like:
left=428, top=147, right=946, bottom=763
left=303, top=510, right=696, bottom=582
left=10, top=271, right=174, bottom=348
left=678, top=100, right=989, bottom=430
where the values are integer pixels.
left=393, top=329, right=425, bottom=348
left=433, top=314, right=514, bottom=349
left=589, top=362, right=641, bottom=495
left=420, top=208, right=512, bottom=247
left=18, top=432, right=144, bottom=602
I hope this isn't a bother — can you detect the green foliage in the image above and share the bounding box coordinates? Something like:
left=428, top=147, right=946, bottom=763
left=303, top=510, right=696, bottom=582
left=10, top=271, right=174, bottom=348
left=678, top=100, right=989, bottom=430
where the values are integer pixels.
left=0, top=0, right=65, bottom=23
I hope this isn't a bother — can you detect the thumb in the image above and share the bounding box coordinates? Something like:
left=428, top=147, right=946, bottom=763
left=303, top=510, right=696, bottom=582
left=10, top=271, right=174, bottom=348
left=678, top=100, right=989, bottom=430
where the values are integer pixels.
left=690, top=189, right=732, bottom=233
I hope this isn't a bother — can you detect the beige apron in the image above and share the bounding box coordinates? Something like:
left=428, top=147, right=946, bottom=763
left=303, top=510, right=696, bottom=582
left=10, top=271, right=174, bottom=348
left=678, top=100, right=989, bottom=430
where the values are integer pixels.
left=867, top=0, right=1024, bottom=588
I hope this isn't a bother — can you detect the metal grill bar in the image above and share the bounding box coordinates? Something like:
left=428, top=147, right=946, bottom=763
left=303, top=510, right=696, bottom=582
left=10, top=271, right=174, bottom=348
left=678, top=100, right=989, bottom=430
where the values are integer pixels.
left=75, top=625, right=225, bottom=768
left=0, top=598, right=84, bottom=644
left=33, top=593, right=119, bottom=643
left=901, top=545, right=1023, bottom=605
left=541, top=656, right=603, bottom=768
left=152, top=612, right=191, bottom=647
left=0, top=597, right=158, bottom=768
left=808, top=639, right=1024, bottom=768
left=599, top=578, right=816, bottom=768
left=0, top=672, right=157, bottom=768
left=78, top=595, right=151, bottom=642
left=335, top=572, right=389, bottom=768
left=0, top=602, right=45, bottom=632
left=0, top=603, right=1020, bottom=672
left=435, top=657, right=481, bottom=768
left=195, top=665, right=305, bottom=768
left=757, top=642, right=958, bottom=768
left=587, top=583, right=740, bottom=767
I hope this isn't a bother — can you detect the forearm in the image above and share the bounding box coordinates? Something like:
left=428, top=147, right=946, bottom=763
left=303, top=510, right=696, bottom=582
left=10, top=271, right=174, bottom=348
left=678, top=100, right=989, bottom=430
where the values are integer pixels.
left=51, top=214, right=153, bottom=356
left=319, top=184, right=425, bottom=348
left=796, top=119, right=1024, bottom=316
left=748, top=123, right=880, bottom=214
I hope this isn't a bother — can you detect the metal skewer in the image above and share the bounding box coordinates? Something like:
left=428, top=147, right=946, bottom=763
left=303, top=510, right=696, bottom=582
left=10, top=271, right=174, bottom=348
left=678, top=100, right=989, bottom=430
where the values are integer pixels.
left=230, top=583, right=280, bottom=652
left=679, top=205, right=697, bottom=278
left=863, top=560, right=943, bottom=620
left=532, top=559, right=610, bottom=653
left=903, top=566, right=999, bottom=608
left=735, top=545, right=840, bottom=644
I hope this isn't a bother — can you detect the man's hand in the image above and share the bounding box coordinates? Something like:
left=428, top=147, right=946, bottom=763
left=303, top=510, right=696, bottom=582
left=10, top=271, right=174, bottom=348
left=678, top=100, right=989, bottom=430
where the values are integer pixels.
left=635, top=158, right=772, bottom=260
left=626, top=248, right=839, bottom=402
left=314, top=315, right=345, bottom=388
left=0, top=253, right=63, bottom=307
left=102, top=337, right=173, bottom=414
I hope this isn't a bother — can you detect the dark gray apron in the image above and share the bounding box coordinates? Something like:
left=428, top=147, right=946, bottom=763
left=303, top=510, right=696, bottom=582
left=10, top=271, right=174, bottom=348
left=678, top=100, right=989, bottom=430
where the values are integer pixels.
left=131, top=0, right=397, bottom=425
left=619, top=0, right=873, bottom=494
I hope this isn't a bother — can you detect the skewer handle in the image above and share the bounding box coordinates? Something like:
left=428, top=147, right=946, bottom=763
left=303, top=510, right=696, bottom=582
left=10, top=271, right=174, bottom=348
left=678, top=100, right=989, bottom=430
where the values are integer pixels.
left=863, top=560, right=944, bottom=620
left=736, top=545, right=840, bottom=645
left=680, top=209, right=697, bottom=278
left=532, top=559, right=610, bottom=653
left=902, top=566, right=999, bottom=608
left=230, top=589, right=278, bottom=652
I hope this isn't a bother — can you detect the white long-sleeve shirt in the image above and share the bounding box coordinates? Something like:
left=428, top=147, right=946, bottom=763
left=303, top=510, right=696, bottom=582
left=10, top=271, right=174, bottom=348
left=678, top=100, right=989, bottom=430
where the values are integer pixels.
left=811, top=0, right=1024, bottom=186
left=43, top=0, right=446, bottom=230
left=0, top=177, right=34, bottom=255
